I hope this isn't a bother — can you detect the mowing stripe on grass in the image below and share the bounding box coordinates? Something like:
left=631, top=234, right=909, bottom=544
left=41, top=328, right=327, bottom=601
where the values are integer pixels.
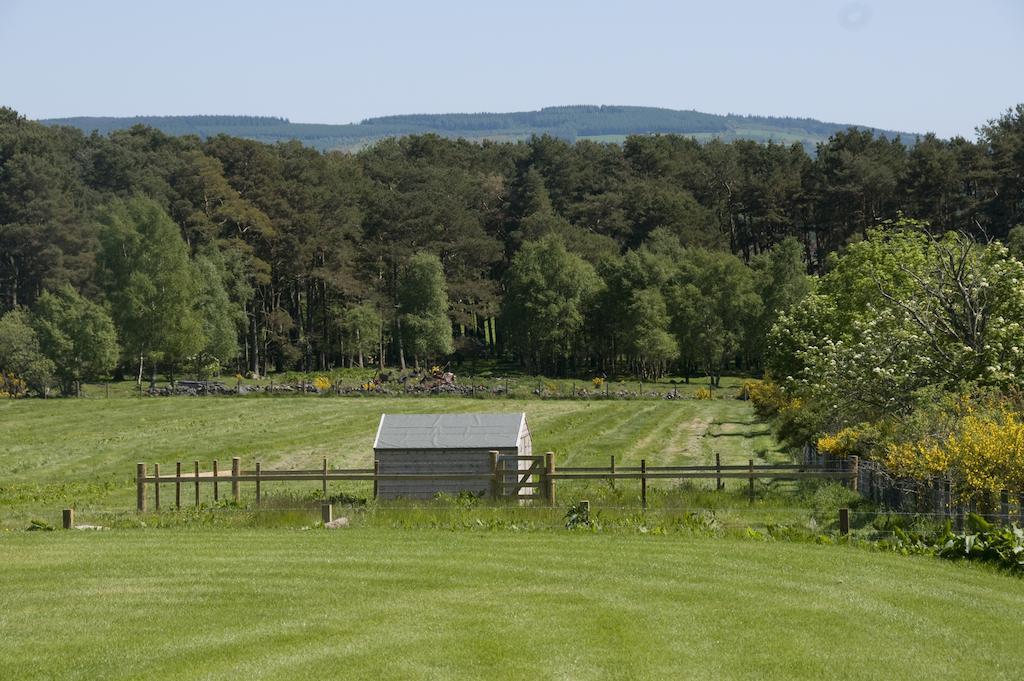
left=1, top=529, right=1021, bottom=680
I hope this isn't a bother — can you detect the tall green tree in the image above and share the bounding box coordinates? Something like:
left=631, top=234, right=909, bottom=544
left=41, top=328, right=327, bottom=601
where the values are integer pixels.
left=593, top=247, right=676, bottom=377
left=397, top=252, right=453, bottom=367
left=979, top=105, right=1024, bottom=237
left=810, top=129, right=907, bottom=260
left=0, top=308, right=54, bottom=393
left=501, top=234, right=602, bottom=375
left=339, top=302, right=380, bottom=368
left=668, top=249, right=762, bottom=385
left=628, top=287, right=679, bottom=379
left=96, top=197, right=202, bottom=384
left=32, top=285, right=119, bottom=394
left=748, top=237, right=811, bottom=367
left=0, top=108, right=97, bottom=310
left=192, top=250, right=242, bottom=375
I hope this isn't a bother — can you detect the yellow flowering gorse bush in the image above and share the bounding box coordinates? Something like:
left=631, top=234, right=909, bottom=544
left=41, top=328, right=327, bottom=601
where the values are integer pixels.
left=0, top=371, right=28, bottom=398
left=747, top=380, right=799, bottom=418
left=883, top=408, right=1024, bottom=495
left=816, top=425, right=869, bottom=459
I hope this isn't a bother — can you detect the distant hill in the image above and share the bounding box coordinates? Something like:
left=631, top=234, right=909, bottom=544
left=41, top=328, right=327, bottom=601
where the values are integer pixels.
left=40, top=105, right=915, bottom=152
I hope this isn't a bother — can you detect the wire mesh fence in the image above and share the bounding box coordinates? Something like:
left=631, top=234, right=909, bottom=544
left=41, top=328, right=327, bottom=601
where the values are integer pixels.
left=803, top=443, right=1024, bottom=526
left=12, top=502, right=979, bottom=545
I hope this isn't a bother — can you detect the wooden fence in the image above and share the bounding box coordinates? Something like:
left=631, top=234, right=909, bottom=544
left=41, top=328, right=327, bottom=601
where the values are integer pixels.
left=803, top=444, right=1024, bottom=527
left=135, top=452, right=855, bottom=512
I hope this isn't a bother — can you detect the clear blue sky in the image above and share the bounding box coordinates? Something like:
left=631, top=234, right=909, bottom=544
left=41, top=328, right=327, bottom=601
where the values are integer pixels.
left=1, top=0, right=1021, bottom=138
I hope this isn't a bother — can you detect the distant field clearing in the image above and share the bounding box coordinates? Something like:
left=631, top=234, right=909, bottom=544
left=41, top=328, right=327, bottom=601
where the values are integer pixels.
left=0, top=396, right=781, bottom=481
left=0, top=396, right=786, bottom=526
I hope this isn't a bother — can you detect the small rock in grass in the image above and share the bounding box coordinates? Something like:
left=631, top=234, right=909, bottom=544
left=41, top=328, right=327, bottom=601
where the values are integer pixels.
left=73, top=525, right=104, bottom=531
left=324, top=517, right=349, bottom=529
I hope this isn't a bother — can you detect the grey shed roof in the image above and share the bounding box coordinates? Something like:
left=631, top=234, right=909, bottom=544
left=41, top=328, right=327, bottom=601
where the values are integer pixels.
left=373, top=413, right=527, bottom=450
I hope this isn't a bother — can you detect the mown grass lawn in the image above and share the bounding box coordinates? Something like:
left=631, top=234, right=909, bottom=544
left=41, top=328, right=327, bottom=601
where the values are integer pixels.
left=0, top=396, right=783, bottom=526
left=0, top=394, right=773, bottom=479
left=1, top=528, right=1021, bottom=680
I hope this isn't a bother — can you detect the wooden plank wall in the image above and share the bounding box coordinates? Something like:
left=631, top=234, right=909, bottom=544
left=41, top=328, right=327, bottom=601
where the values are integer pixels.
left=375, top=448, right=518, bottom=499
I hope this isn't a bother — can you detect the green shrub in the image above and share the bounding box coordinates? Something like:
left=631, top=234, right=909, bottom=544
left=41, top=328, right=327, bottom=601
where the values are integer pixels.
left=881, top=514, right=1024, bottom=574
left=564, top=502, right=595, bottom=530
left=936, top=515, right=1024, bottom=573
left=807, top=483, right=862, bottom=523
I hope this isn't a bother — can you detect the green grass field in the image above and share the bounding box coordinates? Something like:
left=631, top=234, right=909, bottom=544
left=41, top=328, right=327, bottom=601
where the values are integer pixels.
left=0, top=395, right=783, bottom=527
left=3, top=394, right=1022, bottom=679
left=2, top=529, right=1022, bottom=680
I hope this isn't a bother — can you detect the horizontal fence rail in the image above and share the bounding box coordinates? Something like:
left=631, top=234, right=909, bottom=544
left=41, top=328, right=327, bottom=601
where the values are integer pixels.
left=134, top=453, right=858, bottom=512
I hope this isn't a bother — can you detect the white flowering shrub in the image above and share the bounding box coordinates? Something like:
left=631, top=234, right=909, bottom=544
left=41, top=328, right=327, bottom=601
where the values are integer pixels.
left=766, top=219, right=1024, bottom=442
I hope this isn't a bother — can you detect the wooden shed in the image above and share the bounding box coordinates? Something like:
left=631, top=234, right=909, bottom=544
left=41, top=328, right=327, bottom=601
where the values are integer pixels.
left=373, top=413, right=533, bottom=499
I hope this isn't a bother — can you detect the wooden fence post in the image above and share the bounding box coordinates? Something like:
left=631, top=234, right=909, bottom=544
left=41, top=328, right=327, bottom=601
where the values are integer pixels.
left=747, top=459, right=754, bottom=504
left=62, top=508, right=74, bottom=530
left=1018, top=493, right=1024, bottom=526
left=581, top=499, right=590, bottom=519
left=839, top=507, right=850, bottom=535
left=136, top=462, right=146, bottom=512
left=1000, top=490, right=1010, bottom=525
left=490, top=450, right=500, bottom=500
left=715, top=452, right=722, bottom=491
left=850, top=456, right=860, bottom=493
left=255, top=461, right=262, bottom=505
left=545, top=451, right=555, bottom=507
left=322, top=457, right=328, bottom=498
left=213, top=460, right=219, bottom=501
left=321, top=502, right=333, bottom=524
left=373, top=460, right=380, bottom=500
left=175, top=462, right=182, bottom=509
left=232, top=457, right=241, bottom=504
left=194, top=461, right=200, bottom=508
left=640, top=459, right=647, bottom=510
left=154, top=463, right=161, bottom=510
left=610, top=454, right=616, bottom=489
left=944, top=478, right=952, bottom=519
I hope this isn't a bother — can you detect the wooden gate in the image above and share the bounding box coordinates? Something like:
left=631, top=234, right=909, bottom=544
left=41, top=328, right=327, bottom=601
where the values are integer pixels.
left=497, top=454, right=545, bottom=499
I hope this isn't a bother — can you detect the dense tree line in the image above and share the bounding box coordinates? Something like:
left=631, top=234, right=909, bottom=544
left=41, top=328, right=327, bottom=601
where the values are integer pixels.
left=1, top=104, right=1022, bottom=391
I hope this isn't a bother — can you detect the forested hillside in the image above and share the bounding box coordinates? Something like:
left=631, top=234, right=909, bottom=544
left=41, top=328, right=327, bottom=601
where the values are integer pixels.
left=41, top=105, right=911, bottom=152
left=1, top=104, right=1022, bottom=392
